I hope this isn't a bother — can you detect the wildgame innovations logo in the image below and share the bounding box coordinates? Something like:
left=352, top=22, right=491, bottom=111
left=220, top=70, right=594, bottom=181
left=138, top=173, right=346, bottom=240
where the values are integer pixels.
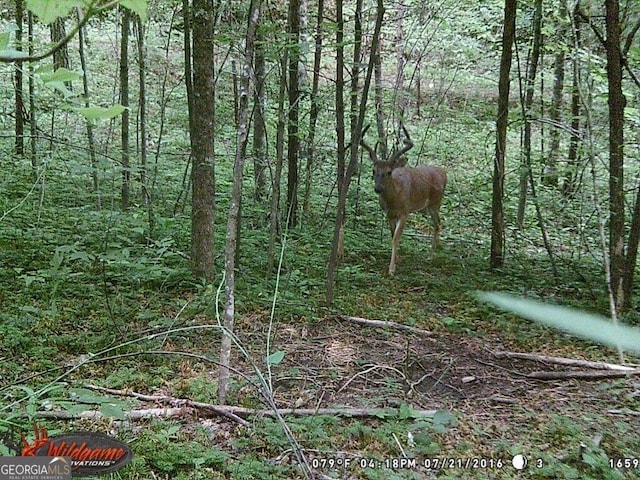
left=0, top=456, right=71, bottom=480
left=14, top=424, right=133, bottom=477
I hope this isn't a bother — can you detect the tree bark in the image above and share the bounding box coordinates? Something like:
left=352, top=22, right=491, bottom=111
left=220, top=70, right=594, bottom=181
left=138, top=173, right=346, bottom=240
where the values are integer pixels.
left=76, top=7, right=100, bottom=208
left=605, top=0, right=626, bottom=311
left=326, top=0, right=384, bottom=305
left=286, top=0, right=301, bottom=228
left=266, top=51, right=288, bottom=275
left=136, top=14, right=150, bottom=208
left=395, top=1, right=406, bottom=124
left=14, top=0, right=24, bottom=157
left=252, top=8, right=267, bottom=202
left=516, top=0, right=542, bottom=229
left=189, top=0, right=216, bottom=281
left=543, top=2, right=567, bottom=187
left=302, top=0, right=324, bottom=214
left=491, top=0, right=516, bottom=269
left=374, top=39, right=387, bottom=159
left=219, top=0, right=262, bottom=405
left=51, top=17, right=70, bottom=91
left=119, top=7, right=131, bottom=211
left=562, top=4, right=581, bottom=198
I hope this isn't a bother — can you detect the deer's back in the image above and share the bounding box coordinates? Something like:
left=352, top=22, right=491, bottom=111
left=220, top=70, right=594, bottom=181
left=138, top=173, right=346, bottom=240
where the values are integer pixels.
left=384, top=165, right=446, bottom=212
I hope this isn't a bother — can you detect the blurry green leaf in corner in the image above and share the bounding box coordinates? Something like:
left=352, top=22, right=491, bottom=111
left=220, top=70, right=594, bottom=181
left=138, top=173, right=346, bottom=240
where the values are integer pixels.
left=477, top=292, right=640, bottom=353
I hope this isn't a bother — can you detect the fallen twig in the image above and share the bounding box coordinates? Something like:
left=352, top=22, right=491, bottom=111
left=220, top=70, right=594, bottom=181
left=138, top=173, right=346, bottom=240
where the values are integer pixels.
left=338, top=315, right=432, bottom=336
left=526, top=370, right=640, bottom=380
left=494, top=351, right=637, bottom=371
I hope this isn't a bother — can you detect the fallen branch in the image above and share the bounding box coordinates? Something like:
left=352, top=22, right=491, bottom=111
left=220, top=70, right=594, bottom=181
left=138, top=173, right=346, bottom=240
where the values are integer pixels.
left=84, top=384, right=250, bottom=426
left=73, top=385, right=438, bottom=421
left=35, top=408, right=186, bottom=420
left=494, top=351, right=637, bottom=371
left=338, top=315, right=432, bottom=336
left=32, top=405, right=438, bottom=421
left=608, top=409, right=640, bottom=416
left=526, top=370, right=640, bottom=380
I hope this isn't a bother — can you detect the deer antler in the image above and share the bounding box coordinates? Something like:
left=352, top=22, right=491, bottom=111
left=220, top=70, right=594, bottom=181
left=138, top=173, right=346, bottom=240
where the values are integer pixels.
left=389, top=124, right=414, bottom=164
left=360, top=125, right=379, bottom=163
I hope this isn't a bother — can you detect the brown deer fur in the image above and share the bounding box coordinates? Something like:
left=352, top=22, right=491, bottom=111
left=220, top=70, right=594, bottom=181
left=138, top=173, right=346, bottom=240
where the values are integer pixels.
left=362, top=126, right=447, bottom=275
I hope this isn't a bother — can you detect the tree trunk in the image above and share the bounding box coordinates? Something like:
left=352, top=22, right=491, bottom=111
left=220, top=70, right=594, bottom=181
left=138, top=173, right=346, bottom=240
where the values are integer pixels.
left=491, top=0, right=516, bottom=269
left=605, top=0, right=626, bottom=311
left=76, top=7, right=100, bottom=209
left=374, top=39, right=387, bottom=159
left=252, top=8, right=267, bottom=202
left=219, top=0, right=262, bottom=406
left=14, top=0, right=24, bottom=157
left=189, top=0, right=216, bottom=281
left=516, top=0, right=542, bottom=229
left=136, top=15, right=150, bottom=208
left=302, top=0, right=324, bottom=214
left=266, top=51, right=288, bottom=275
left=27, top=11, right=36, bottom=173
left=286, top=0, right=301, bottom=228
left=395, top=1, right=406, bottom=123
left=562, top=4, right=581, bottom=198
left=326, top=0, right=346, bottom=306
left=543, top=2, right=567, bottom=187
left=326, top=0, right=384, bottom=305
left=119, top=7, right=131, bottom=211
left=51, top=17, right=70, bottom=91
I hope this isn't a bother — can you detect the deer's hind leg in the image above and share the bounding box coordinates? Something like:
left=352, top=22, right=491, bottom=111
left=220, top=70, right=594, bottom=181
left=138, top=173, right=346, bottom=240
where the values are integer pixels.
left=420, top=206, right=441, bottom=256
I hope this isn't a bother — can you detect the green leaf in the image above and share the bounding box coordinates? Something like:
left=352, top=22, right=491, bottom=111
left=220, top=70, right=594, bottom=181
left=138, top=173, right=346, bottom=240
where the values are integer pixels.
left=77, top=105, right=126, bottom=120
left=477, top=292, right=640, bottom=352
left=0, top=24, right=19, bottom=51
left=119, top=0, right=148, bottom=22
left=398, top=403, right=413, bottom=420
left=432, top=409, right=458, bottom=433
left=25, top=0, right=83, bottom=25
left=100, top=402, right=127, bottom=420
left=40, top=68, right=83, bottom=84
left=266, top=350, right=285, bottom=365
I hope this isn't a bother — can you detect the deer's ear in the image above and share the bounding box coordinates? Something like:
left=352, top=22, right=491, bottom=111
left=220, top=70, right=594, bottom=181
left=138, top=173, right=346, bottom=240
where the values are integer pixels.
left=395, top=156, right=408, bottom=168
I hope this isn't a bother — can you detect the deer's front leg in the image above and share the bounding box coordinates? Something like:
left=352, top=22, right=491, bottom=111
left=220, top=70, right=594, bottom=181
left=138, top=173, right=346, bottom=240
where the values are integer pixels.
left=389, top=214, right=407, bottom=276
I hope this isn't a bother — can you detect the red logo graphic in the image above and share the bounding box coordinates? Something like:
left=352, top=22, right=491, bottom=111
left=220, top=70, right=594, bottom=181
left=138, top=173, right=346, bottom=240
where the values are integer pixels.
left=21, top=423, right=133, bottom=477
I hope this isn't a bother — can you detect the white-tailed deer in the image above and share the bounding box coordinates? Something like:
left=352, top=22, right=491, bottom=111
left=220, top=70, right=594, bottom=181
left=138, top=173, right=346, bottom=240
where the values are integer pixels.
left=361, top=125, right=447, bottom=275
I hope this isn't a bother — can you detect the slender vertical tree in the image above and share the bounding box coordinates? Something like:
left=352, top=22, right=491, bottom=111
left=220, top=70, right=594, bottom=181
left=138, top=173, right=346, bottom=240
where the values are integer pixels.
left=219, top=0, right=263, bottom=405
left=326, top=0, right=384, bottom=305
left=189, top=0, right=216, bottom=280
left=252, top=6, right=267, bottom=202
left=563, top=3, right=581, bottom=197
left=286, top=0, right=301, bottom=227
left=543, top=2, right=568, bottom=186
left=14, top=0, right=24, bottom=157
left=76, top=7, right=100, bottom=208
left=119, top=7, right=131, bottom=210
left=516, top=0, right=542, bottom=229
left=491, top=0, right=517, bottom=269
left=302, top=0, right=324, bottom=214
left=267, top=51, right=288, bottom=275
left=136, top=14, right=149, bottom=207
left=604, top=0, right=625, bottom=310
